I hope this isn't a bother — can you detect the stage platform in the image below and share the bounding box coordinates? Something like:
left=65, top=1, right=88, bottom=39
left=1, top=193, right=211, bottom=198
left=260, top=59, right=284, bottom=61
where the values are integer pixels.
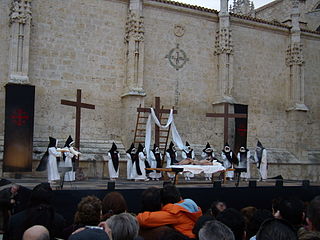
left=2, top=176, right=320, bottom=226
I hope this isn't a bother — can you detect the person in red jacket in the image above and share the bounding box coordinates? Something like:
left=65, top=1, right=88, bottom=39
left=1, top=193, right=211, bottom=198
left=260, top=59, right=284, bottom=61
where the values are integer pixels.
left=136, top=184, right=202, bottom=239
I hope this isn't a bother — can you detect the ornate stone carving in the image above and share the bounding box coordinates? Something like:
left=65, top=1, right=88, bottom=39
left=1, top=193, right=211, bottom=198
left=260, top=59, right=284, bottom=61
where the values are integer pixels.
left=214, top=28, right=233, bottom=55
left=286, top=43, right=304, bottom=66
left=229, top=0, right=254, bottom=16
left=174, top=24, right=185, bottom=37
left=124, top=10, right=144, bottom=42
left=9, top=0, right=32, bottom=25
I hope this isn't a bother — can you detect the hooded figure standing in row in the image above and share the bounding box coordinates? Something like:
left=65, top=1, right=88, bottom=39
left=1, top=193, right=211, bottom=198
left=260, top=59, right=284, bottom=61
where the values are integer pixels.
left=62, top=136, right=80, bottom=182
left=131, top=143, right=148, bottom=181
left=221, top=143, right=237, bottom=180
left=126, top=143, right=136, bottom=180
left=166, top=141, right=179, bottom=181
left=254, top=140, right=267, bottom=181
left=201, top=142, right=215, bottom=181
left=107, top=142, right=120, bottom=181
left=237, top=146, right=251, bottom=180
left=181, top=142, right=195, bottom=181
left=149, top=144, right=162, bottom=180
left=36, top=137, right=63, bottom=183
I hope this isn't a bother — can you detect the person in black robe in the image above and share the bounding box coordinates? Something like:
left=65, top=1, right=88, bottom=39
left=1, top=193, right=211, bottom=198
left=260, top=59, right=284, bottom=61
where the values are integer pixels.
left=126, top=143, right=136, bottom=180
left=108, top=142, right=120, bottom=180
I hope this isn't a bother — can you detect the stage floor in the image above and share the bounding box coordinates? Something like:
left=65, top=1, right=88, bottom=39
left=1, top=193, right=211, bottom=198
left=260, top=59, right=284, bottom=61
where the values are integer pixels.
left=4, top=176, right=318, bottom=190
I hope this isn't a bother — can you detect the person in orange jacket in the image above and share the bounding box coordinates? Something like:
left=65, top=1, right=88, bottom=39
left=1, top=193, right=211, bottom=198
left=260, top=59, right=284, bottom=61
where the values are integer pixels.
left=136, top=184, right=202, bottom=239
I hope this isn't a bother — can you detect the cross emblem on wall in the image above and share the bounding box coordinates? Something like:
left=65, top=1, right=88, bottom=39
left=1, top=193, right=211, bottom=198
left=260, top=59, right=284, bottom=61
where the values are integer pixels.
left=165, top=44, right=189, bottom=70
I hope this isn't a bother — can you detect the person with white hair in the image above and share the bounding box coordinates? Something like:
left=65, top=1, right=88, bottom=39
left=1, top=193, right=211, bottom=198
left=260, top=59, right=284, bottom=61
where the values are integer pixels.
left=199, top=220, right=235, bottom=240
left=22, top=225, right=50, bottom=240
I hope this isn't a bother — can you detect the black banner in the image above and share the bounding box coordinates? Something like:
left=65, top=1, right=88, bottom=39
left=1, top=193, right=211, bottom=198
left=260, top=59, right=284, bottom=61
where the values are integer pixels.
left=234, top=104, right=248, bottom=154
left=3, top=84, right=35, bottom=172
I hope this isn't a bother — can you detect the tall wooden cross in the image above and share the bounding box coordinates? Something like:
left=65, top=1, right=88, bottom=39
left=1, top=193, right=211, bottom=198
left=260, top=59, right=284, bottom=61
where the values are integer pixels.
left=61, top=89, right=95, bottom=164
left=206, top=102, right=247, bottom=146
left=137, top=97, right=177, bottom=147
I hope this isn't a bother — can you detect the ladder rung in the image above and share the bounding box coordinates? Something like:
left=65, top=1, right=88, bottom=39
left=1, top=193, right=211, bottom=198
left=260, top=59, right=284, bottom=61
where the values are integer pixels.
left=137, top=122, right=146, bottom=125
left=139, top=116, right=149, bottom=119
left=135, top=141, right=145, bottom=143
left=160, top=130, right=169, bottom=132
left=135, top=135, right=145, bottom=137
left=136, top=129, right=146, bottom=131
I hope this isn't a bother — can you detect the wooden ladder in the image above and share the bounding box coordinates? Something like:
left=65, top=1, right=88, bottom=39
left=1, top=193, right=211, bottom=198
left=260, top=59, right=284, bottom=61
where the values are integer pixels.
left=133, top=105, right=172, bottom=165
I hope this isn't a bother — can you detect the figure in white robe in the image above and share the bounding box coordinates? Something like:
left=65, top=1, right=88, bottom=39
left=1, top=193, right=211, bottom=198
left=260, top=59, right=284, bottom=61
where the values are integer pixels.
left=201, top=142, right=216, bottom=181
left=149, top=144, right=162, bottom=180
left=36, top=137, right=62, bottom=183
left=62, top=135, right=80, bottom=182
left=131, top=144, right=148, bottom=181
left=107, top=142, right=120, bottom=180
left=166, top=141, right=178, bottom=180
left=221, top=143, right=236, bottom=179
left=254, top=140, right=268, bottom=180
left=181, top=141, right=195, bottom=181
left=126, top=143, right=136, bottom=180
left=237, top=146, right=251, bottom=180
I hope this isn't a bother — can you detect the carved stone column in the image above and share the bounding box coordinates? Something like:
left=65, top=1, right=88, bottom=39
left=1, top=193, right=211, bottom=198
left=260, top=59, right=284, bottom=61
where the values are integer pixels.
left=122, top=0, right=145, bottom=97
left=213, top=0, right=235, bottom=104
left=121, top=0, right=146, bottom=148
left=286, top=0, right=308, bottom=111
left=8, top=0, right=32, bottom=84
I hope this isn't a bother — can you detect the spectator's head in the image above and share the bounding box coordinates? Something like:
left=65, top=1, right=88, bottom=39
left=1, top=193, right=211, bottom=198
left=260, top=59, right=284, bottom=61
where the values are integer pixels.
left=276, top=197, right=305, bottom=227
left=160, top=184, right=181, bottom=205
left=298, top=230, right=320, bottom=240
left=10, top=184, right=20, bottom=195
left=256, top=218, right=297, bottom=240
left=28, top=183, right=53, bottom=207
left=141, top=187, right=162, bottom=212
left=68, top=228, right=110, bottom=240
left=193, top=215, right=215, bottom=240
left=22, top=225, right=50, bottom=240
left=23, top=184, right=56, bottom=237
left=210, top=201, right=227, bottom=217
left=240, top=206, right=257, bottom=227
left=74, top=195, right=102, bottom=226
left=199, top=220, right=235, bottom=240
left=216, top=208, right=246, bottom=240
left=101, top=192, right=127, bottom=220
left=306, top=195, right=320, bottom=231
left=106, top=213, right=139, bottom=240
left=246, top=209, right=273, bottom=239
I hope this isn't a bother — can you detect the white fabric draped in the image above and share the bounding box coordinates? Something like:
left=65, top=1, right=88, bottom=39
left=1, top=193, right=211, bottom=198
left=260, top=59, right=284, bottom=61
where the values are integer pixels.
left=145, top=108, right=185, bottom=161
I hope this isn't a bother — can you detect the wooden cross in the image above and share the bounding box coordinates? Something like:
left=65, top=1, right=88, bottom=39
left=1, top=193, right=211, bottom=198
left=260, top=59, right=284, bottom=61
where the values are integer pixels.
left=61, top=89, right=95, bottom=159
left=137, top=97, right=177, bottom=147
left=206, top=102, right=247, bottom=146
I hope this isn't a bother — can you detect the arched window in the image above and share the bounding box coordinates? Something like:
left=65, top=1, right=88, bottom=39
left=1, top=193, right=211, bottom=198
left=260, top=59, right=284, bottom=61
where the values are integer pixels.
left=316, top=25, right=320, bottom=32
left=315, top=3, right=320, bottom=9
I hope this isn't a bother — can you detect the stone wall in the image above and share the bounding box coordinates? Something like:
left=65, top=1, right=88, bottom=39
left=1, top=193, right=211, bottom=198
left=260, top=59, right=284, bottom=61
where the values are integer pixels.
left=29, top=0, right=128, bottom=141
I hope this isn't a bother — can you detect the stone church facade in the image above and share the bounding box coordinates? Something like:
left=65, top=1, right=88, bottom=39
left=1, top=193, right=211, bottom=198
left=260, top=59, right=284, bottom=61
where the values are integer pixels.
left=0, top=0, right=319, bottom=180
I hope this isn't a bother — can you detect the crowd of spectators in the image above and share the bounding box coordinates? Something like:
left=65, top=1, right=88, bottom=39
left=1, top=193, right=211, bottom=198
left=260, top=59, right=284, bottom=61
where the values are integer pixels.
left=0, top=182, right=320, bottom=240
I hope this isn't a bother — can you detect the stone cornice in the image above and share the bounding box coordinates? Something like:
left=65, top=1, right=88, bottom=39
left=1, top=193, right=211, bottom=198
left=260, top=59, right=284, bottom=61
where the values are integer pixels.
left=148, top=0, right=219, bottom=14
left=230, top=12, right=290, bottom=29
